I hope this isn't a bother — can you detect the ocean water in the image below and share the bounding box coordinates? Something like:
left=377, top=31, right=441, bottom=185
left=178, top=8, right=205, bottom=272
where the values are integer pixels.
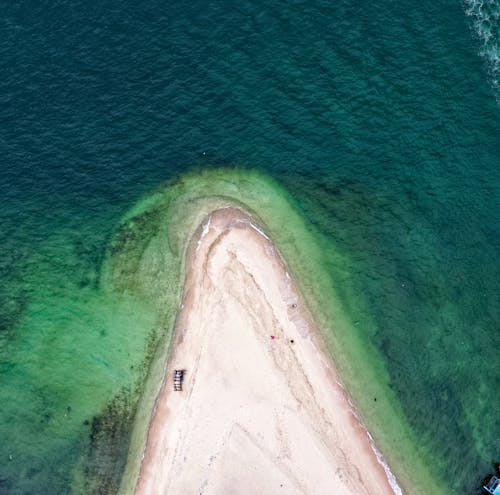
left=0, top=1, right=498, bottom=494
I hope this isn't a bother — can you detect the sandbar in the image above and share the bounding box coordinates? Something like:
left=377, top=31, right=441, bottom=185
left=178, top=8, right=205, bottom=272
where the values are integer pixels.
left=134, top=207, right=399, bottom=495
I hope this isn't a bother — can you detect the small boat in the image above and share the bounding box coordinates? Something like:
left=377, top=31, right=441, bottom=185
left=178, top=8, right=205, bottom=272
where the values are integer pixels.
left=484, top=475, right=500, bottom=495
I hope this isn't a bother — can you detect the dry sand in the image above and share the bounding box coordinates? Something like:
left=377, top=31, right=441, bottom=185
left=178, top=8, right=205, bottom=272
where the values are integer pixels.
left=134, top=208, right=400, bottom=495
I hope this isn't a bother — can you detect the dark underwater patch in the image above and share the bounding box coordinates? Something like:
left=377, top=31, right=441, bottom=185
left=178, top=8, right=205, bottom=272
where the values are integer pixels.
left=83, top=387, right=137, bottom=495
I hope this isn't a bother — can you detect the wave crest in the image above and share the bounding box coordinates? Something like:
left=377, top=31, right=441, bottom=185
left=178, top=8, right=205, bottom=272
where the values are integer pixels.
left=463, top=0, right=500, bottom=100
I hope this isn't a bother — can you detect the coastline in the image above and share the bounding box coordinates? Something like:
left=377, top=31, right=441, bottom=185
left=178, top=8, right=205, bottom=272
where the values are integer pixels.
left=107, top=169, right=447, bottom=495
left=133, top=207, right=400, bottom=494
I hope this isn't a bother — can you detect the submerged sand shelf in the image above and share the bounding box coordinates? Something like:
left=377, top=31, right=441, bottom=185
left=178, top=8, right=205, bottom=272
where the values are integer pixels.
left=133, top=208, right=399, bottom=495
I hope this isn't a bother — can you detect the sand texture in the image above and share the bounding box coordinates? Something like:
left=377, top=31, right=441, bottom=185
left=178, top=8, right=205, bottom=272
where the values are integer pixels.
left=134, top=208, right=398, bottom=495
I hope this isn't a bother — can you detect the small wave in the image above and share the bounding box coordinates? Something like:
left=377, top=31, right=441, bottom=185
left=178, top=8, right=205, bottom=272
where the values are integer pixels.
left=346, top=400, right=404, bottom=494
left=463, top=0, right=500, bottom=100
left=368, top=435, right=404, bottom=495
left=196, top=216, right=212, bottom=251
left=248, top=221, right=271, bottom=240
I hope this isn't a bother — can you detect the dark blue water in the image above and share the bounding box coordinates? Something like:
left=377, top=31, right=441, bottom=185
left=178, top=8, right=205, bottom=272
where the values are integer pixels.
left=0, top=1, right=498, bottom=494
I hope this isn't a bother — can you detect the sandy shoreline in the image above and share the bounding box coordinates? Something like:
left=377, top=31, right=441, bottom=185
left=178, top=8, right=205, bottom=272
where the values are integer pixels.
left=133, top=207, right=400, bottom=495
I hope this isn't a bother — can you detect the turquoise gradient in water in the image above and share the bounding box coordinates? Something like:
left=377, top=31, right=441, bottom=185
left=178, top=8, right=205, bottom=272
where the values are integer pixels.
left=0, top=1, right=498, bottom=494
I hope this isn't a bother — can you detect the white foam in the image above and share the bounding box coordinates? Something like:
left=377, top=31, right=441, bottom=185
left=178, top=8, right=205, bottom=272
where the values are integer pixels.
left=344, top=399, right=404, bottom=494
left=197, top=216, right=211, bottom=251
left=463, top=0, right=499, bottom=98
left=248, top=222, right=270, bottom=240
left=366, top=431, right=404, bottom=495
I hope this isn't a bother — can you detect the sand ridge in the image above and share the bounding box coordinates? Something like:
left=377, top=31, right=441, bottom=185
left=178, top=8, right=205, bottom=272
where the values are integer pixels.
left=134, top=207, right=400, bottom=495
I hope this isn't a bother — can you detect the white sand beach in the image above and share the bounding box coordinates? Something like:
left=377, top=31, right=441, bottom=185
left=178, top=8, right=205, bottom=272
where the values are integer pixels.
left=134, top=207, right=399, bottom=495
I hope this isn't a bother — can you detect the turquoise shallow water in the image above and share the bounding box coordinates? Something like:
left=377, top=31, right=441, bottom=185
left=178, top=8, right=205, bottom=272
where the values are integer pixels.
left=0, top=1, right=499, bottom=494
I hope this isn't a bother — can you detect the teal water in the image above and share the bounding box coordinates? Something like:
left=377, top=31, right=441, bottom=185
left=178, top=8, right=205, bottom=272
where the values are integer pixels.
left=0, top=1, right=498, bottom=494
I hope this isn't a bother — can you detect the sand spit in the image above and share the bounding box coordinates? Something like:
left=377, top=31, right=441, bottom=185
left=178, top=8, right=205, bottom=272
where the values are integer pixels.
left=134, top=208, right=399, bottom=495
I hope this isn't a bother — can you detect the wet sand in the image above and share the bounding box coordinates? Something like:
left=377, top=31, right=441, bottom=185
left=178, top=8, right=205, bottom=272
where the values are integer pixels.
left=134, top=208, right=399, bottom=495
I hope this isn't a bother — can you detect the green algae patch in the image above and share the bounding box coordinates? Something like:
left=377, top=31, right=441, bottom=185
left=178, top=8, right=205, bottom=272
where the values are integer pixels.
left=98, top=168, right=446, bottom=495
